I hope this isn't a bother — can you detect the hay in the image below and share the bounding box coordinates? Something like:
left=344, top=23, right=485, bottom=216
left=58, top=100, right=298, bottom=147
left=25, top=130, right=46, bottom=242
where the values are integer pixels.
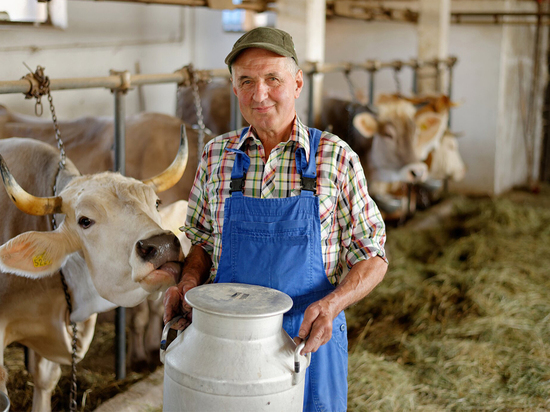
left=347, top=184, right=550, bottom=411
left=5, top=323, right=151, bottom=411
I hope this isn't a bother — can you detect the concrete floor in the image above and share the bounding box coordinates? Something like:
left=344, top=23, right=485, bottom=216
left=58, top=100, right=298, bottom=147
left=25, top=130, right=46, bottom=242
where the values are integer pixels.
left=93, top=367, right=164, bottom=412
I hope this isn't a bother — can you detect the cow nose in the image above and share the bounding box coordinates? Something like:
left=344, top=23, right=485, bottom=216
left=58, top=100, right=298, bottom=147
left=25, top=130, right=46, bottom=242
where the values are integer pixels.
left=136, top=232, right=181, bottom=266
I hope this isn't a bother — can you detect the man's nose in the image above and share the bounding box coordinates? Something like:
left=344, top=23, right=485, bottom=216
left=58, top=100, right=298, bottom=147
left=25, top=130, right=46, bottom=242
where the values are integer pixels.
left=253, top=81, right=268, bottom=102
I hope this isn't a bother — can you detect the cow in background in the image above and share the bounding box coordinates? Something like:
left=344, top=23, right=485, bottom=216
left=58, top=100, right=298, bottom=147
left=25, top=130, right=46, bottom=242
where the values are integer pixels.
left=0, top=106, right=201, bottom=372
left=333, top=94, right=464, bottom=220
left=0, top=135, right=187, bottom=412
left=0, top=106, right=204, bottom=205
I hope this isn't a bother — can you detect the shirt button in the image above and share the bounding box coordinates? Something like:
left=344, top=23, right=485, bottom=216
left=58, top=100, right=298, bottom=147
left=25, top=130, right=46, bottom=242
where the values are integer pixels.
left=340, top=324, right=346, bottom=332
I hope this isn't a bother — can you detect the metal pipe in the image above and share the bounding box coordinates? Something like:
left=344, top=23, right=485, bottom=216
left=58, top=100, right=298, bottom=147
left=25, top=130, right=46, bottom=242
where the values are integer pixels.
left=113, top=90, right=126, bottom=174
left=1, top=61, right=457, bottom=96
left=115, top=307, right=126, bottom=380
left=368, top=70, right=375, bottom=106
left=230, top=90, right=239, bottom=131
left=447, top=63, right=454, bottom=128
left=412, top=64, right=418, bottom=95
left=113, top=89, right=127, bottom=380
left=307, top=71, right=315, bottom=126
left=0, top=70, right=230, bottom=96
left=435, top=60, right=441, bottom=94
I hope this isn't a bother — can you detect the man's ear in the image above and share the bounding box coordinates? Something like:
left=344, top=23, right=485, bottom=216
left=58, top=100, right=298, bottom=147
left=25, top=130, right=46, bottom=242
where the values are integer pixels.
left=295, top=69, right=304, bottom=98
left=0, top=231, right=78, bottom=277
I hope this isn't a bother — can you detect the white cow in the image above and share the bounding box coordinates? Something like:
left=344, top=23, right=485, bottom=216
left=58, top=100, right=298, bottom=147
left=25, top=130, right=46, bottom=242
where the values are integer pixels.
left=0, top=133, right=187, bottom=412
left=0, top=104, right=202, bottom=371
left=352, top=94, right=462, bottom=218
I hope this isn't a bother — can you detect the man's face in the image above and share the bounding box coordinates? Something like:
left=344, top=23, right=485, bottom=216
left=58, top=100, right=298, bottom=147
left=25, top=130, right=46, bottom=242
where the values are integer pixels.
left=231, top=48, right=303, bottom=137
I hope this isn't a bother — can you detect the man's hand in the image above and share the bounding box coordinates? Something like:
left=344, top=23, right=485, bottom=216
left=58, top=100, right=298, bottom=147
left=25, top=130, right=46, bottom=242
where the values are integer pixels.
left=295, top=256, right=388, bottom=355
left=162, top=244, right=212, bottom=330
left=296, top=298, right=338, bottom=354
left=163, top=277, right=197, bottom=330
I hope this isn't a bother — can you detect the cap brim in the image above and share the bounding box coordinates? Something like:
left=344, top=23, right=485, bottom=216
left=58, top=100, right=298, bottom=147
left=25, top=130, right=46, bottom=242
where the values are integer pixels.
left=225, top=42, right=296, bottom=66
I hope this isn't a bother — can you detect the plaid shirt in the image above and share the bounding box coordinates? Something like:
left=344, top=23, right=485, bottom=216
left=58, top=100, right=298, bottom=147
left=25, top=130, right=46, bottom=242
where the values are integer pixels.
left=184, top=116, right=387, bottom=285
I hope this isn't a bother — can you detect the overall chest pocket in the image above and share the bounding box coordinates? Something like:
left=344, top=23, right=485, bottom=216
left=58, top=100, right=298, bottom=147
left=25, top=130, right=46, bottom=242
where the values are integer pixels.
left=229, top=219, right=316, bottom=296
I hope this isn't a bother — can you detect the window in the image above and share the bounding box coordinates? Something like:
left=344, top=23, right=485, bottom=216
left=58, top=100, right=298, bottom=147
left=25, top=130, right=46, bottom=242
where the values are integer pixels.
left=0, top=0, right=67, bottom=28
left=222, top=0, right=276, bottom=33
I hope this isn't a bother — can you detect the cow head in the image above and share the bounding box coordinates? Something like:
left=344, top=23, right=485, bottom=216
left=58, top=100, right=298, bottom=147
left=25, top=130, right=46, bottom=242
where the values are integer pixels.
left=352, top=94, right=449, bottom=185
left=0, top=132, right=188, bottom=308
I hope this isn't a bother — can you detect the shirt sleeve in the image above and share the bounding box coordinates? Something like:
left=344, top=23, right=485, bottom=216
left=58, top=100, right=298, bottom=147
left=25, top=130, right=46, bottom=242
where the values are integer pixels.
left=337, top=150, right=388, bottom=268
left=183, top=145, right=215, bottom=256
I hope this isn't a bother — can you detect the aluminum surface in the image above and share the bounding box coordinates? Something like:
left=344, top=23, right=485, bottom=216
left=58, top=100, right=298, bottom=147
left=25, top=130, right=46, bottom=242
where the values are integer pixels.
left=185, top=282, right=293, bottom=318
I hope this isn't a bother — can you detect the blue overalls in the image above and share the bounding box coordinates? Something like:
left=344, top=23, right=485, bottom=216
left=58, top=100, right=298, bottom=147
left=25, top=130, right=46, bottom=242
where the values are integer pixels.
left=215, top=127, right=348, bottom=412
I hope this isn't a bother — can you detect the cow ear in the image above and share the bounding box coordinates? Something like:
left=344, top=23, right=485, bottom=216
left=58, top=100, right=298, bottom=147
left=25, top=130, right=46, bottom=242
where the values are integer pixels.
left=415, top=111, right=447, bottom=160
left=0, top=231, right=77, bottom=277
left=352, top=112, right=378, bottom=138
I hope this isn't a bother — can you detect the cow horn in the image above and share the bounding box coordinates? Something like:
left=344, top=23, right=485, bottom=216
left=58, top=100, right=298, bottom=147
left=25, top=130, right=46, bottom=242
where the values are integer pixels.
left=0, top=154, right=63, bottom=216
left=143, top=125, right=189, bottom=193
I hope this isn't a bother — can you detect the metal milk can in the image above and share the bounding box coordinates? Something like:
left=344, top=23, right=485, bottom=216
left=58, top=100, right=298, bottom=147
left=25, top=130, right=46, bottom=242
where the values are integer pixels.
left=160, top=283, right=311, bottom=411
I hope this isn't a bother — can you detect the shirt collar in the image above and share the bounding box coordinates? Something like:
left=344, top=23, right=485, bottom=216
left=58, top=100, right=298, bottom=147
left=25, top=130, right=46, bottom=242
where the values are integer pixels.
left=236, top=116, right=312, bottom=160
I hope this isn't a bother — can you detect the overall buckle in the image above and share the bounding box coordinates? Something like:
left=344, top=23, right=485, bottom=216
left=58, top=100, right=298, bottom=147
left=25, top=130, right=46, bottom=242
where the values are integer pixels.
left=301, top=176, right=317, bottom=194
left=230, top=177, right=245, bottom=193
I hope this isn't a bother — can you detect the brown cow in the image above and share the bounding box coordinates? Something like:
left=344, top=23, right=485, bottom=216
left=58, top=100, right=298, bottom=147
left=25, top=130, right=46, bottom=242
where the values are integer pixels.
left=0, top=106, right=204, bottom=205
left=176, top=79, right=247, bottom=136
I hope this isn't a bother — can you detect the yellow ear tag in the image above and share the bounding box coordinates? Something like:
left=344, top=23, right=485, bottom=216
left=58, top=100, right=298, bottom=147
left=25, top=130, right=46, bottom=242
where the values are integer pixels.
left=33, top=252, right=52, bottom=268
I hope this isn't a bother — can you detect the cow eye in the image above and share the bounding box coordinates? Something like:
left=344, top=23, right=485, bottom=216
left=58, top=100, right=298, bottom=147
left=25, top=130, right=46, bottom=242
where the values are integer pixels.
left=78, top=216, right=95, bottom=229
left=155, top=199, right=162, bottom=210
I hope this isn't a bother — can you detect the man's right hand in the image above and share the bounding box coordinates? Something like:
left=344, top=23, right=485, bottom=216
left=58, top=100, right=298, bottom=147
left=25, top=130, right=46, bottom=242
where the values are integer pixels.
left=163, top=276, right=198, bottom=330
left=162, top=244, right=212, bottom=330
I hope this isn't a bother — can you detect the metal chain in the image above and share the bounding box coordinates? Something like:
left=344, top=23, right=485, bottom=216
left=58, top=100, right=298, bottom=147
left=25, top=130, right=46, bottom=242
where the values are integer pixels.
left=47, top=91, right=66, bottom=170
left=188, top=65, right=207, bottom=162
left=23, top=65, right=77, bottom=412
left=344, top=67, right=359, bottom=105
left=58, top=269, right=79, bottom=412
left=392, top=61, right=403, bottom=95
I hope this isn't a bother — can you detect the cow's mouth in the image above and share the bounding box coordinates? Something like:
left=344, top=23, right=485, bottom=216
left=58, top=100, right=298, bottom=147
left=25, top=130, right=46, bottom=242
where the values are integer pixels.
left=139, top=261, right=183, bottom=292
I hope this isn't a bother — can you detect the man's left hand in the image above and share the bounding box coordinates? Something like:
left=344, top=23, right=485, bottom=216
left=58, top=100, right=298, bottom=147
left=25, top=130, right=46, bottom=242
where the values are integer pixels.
left=295, top=298, right=337, bottom=354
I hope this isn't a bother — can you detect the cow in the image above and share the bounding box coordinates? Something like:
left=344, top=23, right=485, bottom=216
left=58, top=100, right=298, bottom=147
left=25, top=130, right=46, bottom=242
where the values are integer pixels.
left=0, top=105, right=203, bottom=371
left=426, top=130, right=466, bottom=182
left=0, top=105, right=202, bottom=205
left=0, top=133, right=187, bottom=412
left=340, top=93, right=461, bottom=220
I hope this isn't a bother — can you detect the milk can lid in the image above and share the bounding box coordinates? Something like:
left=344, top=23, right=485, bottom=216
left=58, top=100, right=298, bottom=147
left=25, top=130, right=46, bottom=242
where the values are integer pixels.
left=185, top=283, right=293, bottom=318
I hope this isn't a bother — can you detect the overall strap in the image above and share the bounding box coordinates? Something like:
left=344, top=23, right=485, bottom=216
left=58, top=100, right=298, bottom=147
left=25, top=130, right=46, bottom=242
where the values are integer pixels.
left=228, top=128, right=251, bottom=194
left=227, top=127, right=323, bottom=195
left=295, top=128, right=323, bottom=194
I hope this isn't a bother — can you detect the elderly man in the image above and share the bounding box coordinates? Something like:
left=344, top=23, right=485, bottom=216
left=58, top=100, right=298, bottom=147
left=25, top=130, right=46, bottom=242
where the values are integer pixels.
left=164, top=27, right=388, bottom=411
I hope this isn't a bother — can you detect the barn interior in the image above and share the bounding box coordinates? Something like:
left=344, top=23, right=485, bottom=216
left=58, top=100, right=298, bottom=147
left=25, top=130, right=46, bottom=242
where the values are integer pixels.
left=1, top=0, right=549, bottom=411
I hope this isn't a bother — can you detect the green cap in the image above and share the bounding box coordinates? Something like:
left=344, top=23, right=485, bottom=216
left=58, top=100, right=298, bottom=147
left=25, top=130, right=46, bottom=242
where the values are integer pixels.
left=225, top=27, right=298, bottom=71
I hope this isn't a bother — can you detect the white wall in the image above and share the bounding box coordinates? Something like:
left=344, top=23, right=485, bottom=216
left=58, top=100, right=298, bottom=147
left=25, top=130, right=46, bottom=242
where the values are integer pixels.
left=449, top=24, right=502, bottom=195
left=0, top=2, right=238, bottom=119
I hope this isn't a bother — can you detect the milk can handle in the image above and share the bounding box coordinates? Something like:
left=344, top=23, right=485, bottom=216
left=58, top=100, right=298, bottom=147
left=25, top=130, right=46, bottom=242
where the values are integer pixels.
left=293, top=341, right=311, bottom=385
left=160, top=315, right=183, bottom=364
